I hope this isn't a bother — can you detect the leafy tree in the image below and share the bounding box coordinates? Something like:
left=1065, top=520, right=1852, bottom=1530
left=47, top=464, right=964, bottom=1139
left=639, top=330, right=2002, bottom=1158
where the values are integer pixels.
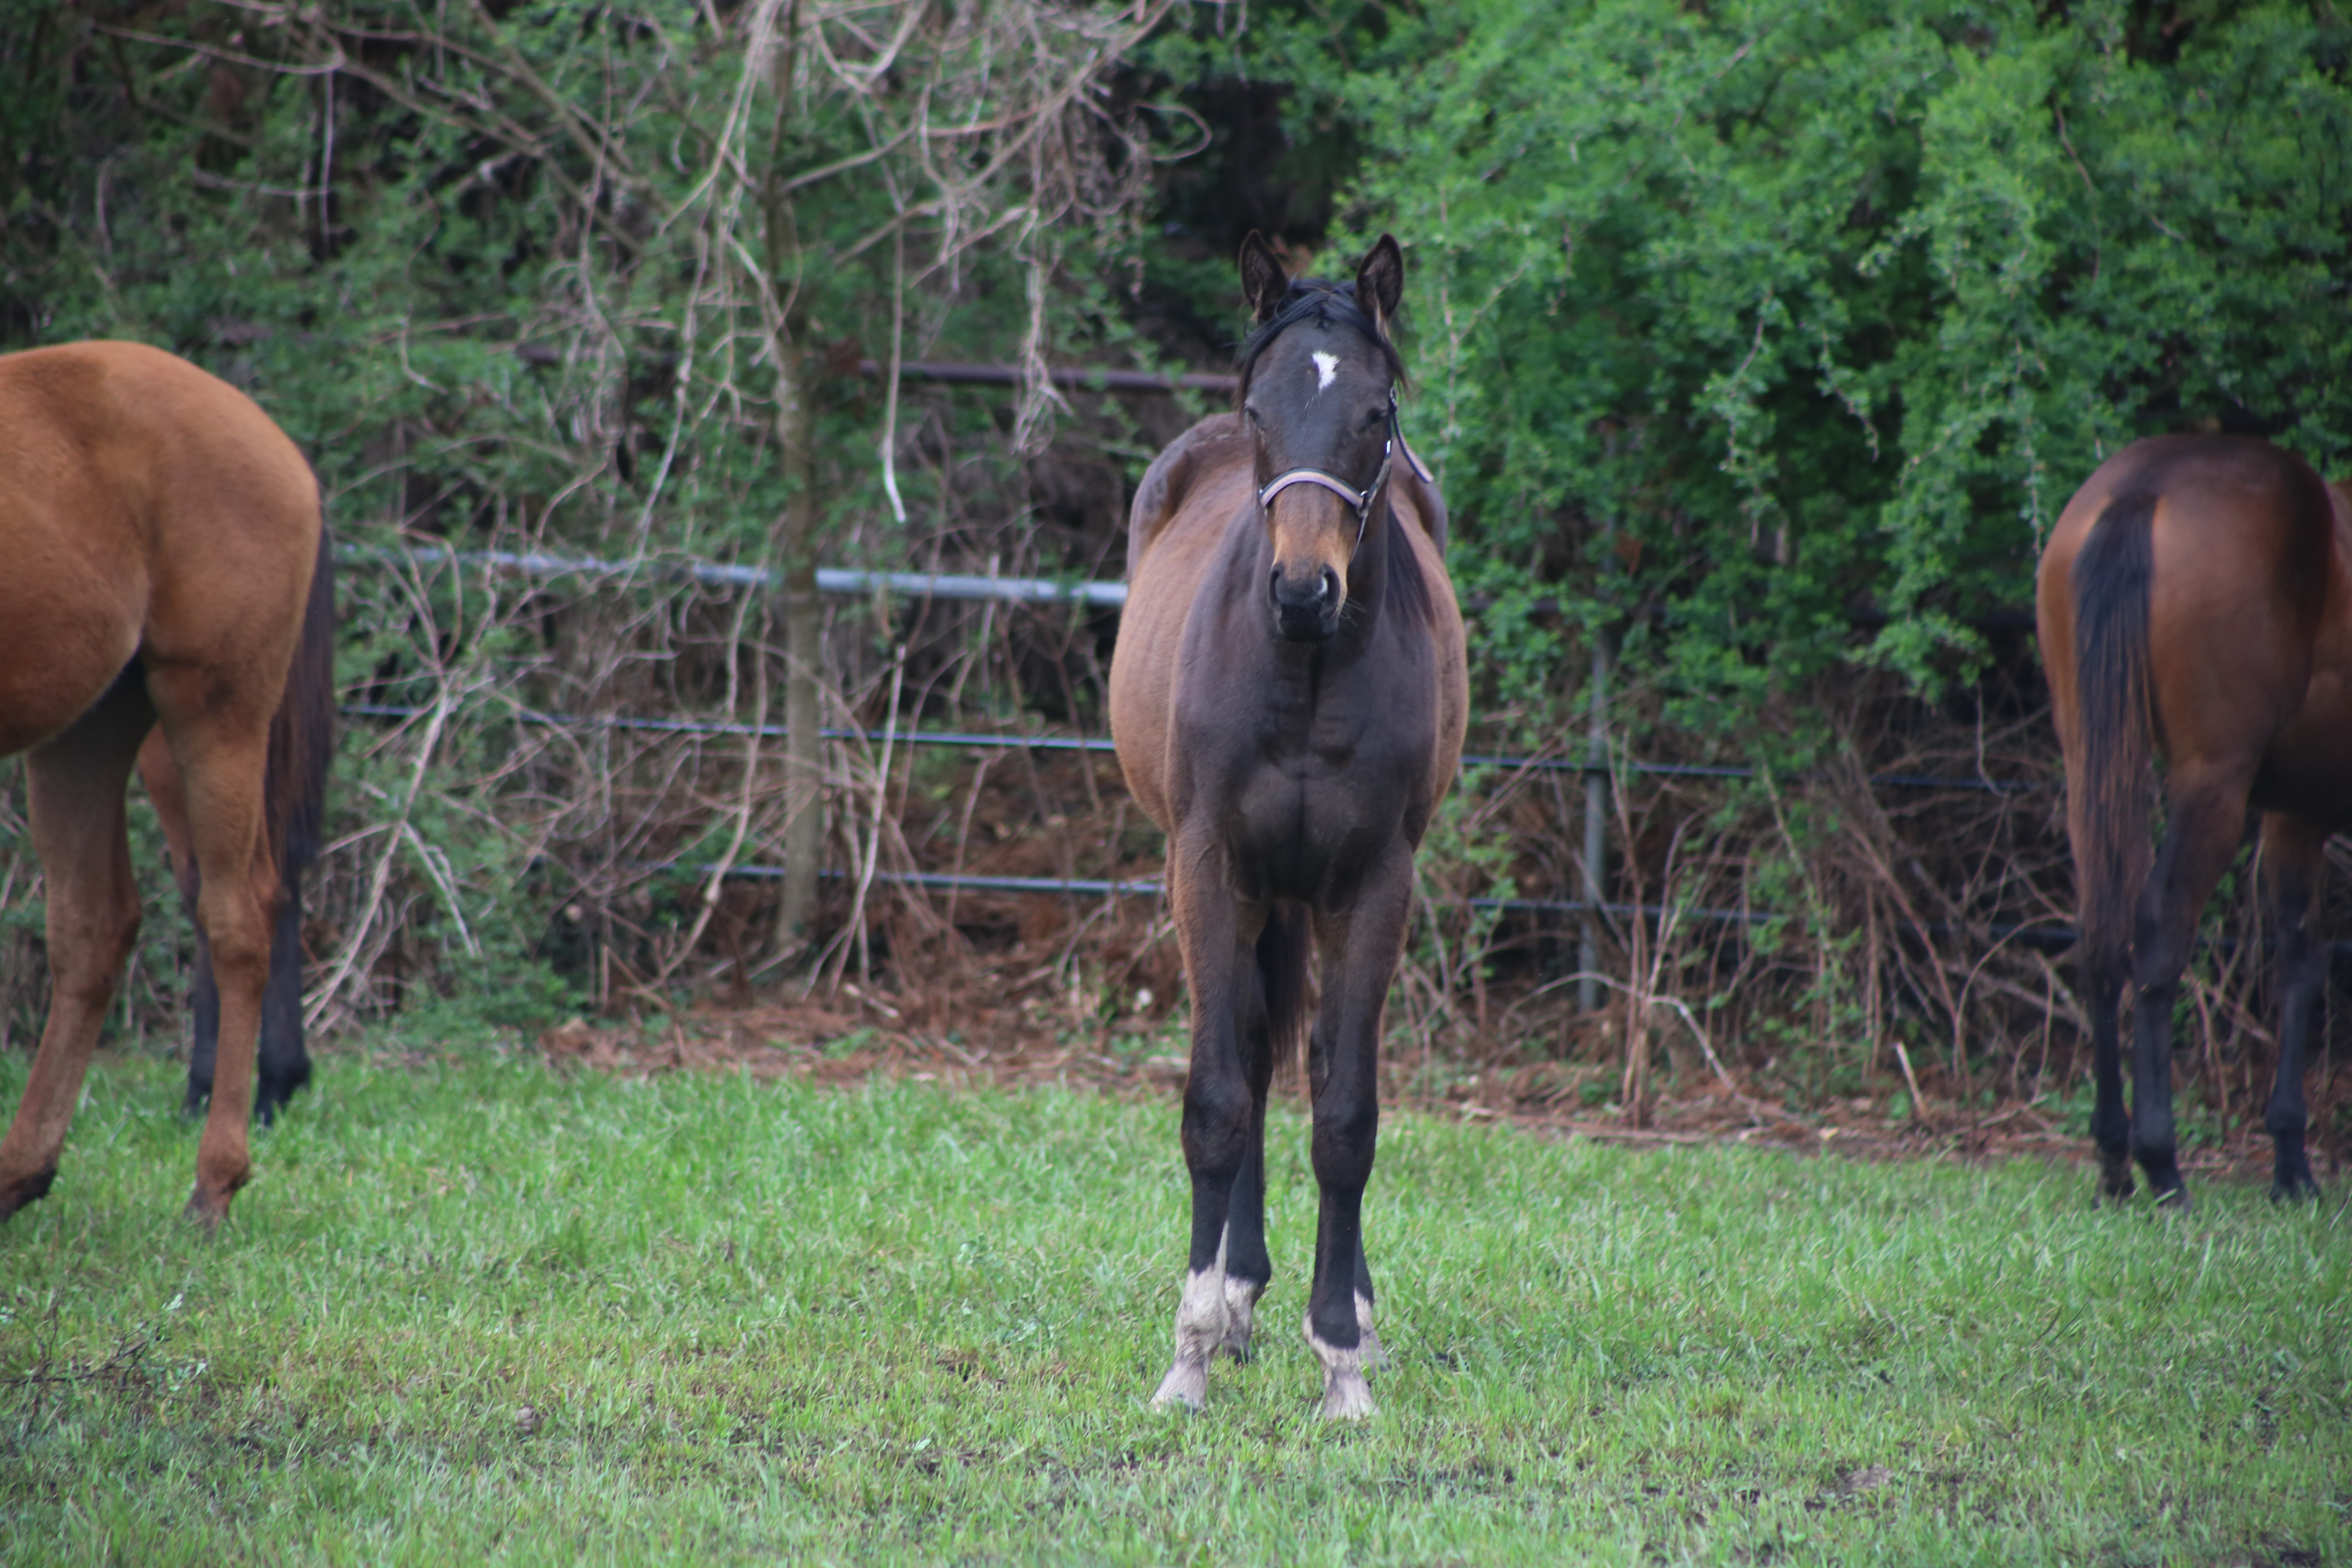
left=1146, top=0, right=2352, bottom=726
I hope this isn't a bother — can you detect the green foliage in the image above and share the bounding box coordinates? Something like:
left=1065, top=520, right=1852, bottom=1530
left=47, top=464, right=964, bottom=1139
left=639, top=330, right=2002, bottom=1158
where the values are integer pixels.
left=1163, top=0, right=2352, bottom=710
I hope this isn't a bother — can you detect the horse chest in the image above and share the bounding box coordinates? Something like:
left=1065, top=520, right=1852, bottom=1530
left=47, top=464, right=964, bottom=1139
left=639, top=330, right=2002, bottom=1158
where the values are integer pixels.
left=1204, top=707, right=1425, bottom=892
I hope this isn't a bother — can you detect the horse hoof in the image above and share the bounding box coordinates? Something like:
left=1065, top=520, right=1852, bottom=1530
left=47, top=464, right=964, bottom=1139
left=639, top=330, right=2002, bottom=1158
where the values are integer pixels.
left=2149, top=1181, right=2192, bottom=1215
left=1304, top=1312, right=1376, bottom=1419
left=182, top=1185, right=236, bottom=1235
left=1152, top=1362, right=1207, bottom=1412
left=2095, top=1152, right=2134, bottom=1206
left=1319, top=1373, right=1376, bottom=1421
left=0, top=1167, right=57, bottom=1222
left=2270, top=1176, right=2322, bottom=1204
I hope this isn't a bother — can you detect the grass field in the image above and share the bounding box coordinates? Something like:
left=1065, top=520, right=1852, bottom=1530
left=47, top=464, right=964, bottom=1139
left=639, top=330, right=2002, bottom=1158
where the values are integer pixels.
left=0, top=1039, right=2345, bottom=1566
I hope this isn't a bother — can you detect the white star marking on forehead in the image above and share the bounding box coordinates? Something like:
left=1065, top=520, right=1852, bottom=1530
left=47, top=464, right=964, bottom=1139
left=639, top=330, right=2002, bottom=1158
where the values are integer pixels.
left=1312, top=350, right=1339, bottom=391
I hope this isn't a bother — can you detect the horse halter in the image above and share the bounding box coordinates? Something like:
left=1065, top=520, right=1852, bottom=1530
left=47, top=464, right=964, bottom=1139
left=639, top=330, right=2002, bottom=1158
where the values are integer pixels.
left=1256, top=390, right=1406, bottom=559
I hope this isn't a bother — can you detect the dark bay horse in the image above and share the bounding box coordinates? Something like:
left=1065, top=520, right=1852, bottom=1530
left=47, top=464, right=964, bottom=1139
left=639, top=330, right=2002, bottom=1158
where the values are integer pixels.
left=2039, top=434, right=2349, bottom=1209
left=0, top=341, right=332, bottom=1230
left=1109, top=234, right=1467, bottom=1419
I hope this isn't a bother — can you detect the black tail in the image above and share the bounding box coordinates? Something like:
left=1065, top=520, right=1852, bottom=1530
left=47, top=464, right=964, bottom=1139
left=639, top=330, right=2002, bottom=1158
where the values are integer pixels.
left=1256, top=902, right=1315, bottom=1073
left=2069, top=493, right=2157, bottom=976
left=265, top=523, right=336, bottom=891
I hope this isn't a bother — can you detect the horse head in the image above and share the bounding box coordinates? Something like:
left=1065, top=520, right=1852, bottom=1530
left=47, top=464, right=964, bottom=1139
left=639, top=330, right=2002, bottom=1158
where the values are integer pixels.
left=1236, top=232, right=1406, bottom=643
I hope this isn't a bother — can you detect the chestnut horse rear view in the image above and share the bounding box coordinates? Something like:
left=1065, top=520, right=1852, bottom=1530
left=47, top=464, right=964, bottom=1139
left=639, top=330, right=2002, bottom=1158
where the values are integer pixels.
left=2040, top=435, right=2349, bottom=1210
left=0, top=341, right=332, bottom=1230
left=1109, top=235, right=1467, bottom=1419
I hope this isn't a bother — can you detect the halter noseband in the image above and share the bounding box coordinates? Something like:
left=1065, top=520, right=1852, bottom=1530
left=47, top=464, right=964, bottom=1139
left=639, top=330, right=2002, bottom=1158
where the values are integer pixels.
left=1256, top=392, right=1413, bottom=559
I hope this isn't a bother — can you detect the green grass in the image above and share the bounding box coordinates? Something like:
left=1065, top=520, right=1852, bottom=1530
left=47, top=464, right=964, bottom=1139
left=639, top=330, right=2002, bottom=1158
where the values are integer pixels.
left=1, top=1042, right=2346, bottom=1566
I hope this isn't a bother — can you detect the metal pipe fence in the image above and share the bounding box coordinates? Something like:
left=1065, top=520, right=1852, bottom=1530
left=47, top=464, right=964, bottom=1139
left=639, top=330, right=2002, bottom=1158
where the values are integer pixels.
left=337, top=548, right=2049, bottom=795
left=337, top=550, right=2352, bottom=963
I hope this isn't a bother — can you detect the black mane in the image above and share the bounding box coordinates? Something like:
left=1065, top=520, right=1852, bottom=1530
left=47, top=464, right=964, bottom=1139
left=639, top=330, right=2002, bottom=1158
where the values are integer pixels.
left=1381, top=506, right=1434, bottom=629
left=1236, top=279, right=1406, bottom=404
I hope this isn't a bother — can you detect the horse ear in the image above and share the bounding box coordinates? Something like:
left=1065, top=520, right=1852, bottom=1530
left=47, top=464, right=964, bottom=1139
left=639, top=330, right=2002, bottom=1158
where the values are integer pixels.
left=1355, top=234, right=1404, bottom=330
left=1238, top=231, right=1289, bottom=323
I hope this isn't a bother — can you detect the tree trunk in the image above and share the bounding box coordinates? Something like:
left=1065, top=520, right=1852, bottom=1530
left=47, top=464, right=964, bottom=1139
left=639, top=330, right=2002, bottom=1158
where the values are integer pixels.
left=764, top=0, right=821, bottom=955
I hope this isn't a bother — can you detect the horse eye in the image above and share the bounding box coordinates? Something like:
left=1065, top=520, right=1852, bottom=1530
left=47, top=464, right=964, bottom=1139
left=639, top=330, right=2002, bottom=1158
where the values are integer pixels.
left=1244, top=406, right=1265, bottom=428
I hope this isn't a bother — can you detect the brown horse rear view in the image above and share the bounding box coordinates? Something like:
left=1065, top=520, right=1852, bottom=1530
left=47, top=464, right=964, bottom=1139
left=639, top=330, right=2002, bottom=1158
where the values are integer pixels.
left=2039, top=435, right=2349, bottom=1208
left=0, top=341, right=332, bottom=1229
left=1110, top=235, right=1467, bottom=1419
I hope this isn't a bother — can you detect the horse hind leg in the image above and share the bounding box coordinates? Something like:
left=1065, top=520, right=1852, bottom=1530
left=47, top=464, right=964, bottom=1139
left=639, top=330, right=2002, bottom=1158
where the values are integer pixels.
left=137, top=731, right=220, bottom=1116
left=145, top=674, right=280, bottom=1231
left=2258, top=815, right=2327, bottom=1201
left=167, top=883, right=305, bottom=1125
left=2082, top=953, right=2132, bottom=1203
left=0, top=676, right=153, bottom=1220
left=141, top=732, right=310, bottom=1124
left=254, top=882, right=310, bottom=1120
left=2126, top=768, right=2255, bottom=1212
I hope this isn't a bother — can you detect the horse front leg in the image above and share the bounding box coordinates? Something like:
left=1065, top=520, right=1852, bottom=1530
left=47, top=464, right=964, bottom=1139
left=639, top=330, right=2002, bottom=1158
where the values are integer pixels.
left=1152, top=838, right=1260, bottom=1412
left=0, top=680, right=151, bottom=1219
left=2259, top=814, right=2327, bottom=1201
left=1302, top=847, right=1412, bottom=1420
left=1217, top=936, right=1276, bottom=1365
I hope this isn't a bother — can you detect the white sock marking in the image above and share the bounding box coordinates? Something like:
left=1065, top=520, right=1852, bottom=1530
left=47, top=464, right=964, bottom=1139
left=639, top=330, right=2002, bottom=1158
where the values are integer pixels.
left=1152, top=1231, right=1229, bottom=1411
left=1312, top=350, right=1339, bottom=390
left=1304, top=1309, right=1377, bottom=1421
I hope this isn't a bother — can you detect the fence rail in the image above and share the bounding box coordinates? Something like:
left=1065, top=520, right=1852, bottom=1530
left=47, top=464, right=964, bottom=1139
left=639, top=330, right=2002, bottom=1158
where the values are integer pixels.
left=324, top=546, right=2352, bottom=985
left=339, top=548, right=2049, bottom=796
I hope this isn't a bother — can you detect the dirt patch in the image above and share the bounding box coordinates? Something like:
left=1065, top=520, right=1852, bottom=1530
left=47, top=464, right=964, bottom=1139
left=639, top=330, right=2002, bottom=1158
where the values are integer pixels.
left=534, top=974, right=2348, bottom=1183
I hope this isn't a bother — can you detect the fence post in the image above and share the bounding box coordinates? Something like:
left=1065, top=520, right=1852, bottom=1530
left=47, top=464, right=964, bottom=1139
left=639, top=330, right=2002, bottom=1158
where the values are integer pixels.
left=1578, top=613, right=1613, bottom=1015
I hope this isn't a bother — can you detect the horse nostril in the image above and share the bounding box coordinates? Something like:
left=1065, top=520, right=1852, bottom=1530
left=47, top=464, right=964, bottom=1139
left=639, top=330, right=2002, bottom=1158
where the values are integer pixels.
left=1318, top=567, right=1338, bottom=602
left=1268, top=567, right=1285, bottom=604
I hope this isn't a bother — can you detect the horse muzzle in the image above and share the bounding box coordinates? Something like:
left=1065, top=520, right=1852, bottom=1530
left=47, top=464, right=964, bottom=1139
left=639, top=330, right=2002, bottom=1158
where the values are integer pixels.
left=1271, top=564, right=1342, bottom=641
